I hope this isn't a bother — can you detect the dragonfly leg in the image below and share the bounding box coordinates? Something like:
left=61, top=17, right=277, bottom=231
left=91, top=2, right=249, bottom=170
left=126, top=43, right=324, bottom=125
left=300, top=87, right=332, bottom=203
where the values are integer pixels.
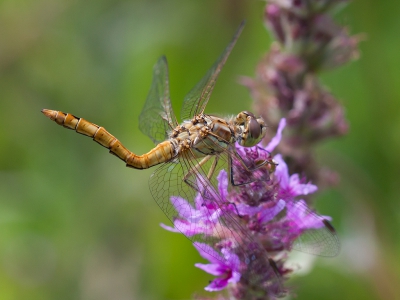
left=229, top=150, right=275, bottom=187
left=182, top=154, right=224, bottom=204
left=229, top=155, right=248, bottom=187
left=207, top=155, right=219, bottom=180
left=227, top=202, right=243, bottom=218
left=232, top=148, right=272, bottom=172
left=182, top=155, right=213, bottom=191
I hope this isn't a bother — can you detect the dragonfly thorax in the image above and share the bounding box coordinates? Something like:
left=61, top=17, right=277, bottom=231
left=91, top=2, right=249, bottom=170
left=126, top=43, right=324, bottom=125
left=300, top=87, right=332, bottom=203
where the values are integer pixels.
left=170, top=114, right=235, bottom=158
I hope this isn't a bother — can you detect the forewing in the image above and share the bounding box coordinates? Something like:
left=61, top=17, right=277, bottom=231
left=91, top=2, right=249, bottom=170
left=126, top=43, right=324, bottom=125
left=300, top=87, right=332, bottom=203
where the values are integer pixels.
left=180, top=21, right=245, bottom=121
left=149, top=150, right=284, bottom=297
left=139, top=56, right=178, bottom=144
left=288, top=201, right=340, bottom=257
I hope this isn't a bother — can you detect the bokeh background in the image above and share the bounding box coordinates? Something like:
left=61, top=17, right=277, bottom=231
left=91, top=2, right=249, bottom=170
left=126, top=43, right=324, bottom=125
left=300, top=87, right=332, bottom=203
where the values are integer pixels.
left=0, top=0, right=399, bottom=299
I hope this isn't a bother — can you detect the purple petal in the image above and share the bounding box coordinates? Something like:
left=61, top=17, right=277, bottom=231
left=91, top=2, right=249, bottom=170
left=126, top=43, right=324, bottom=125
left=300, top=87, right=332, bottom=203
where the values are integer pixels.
left=230, top=270, right=241, bottom=284
left=273, top=154, right=289, bottom=188
left=194, top=193, right=210, bottom=211
left=204, top=277, right=229, bottom=292
left=209, top=208, right=223, bottom=222
left=195, top=263, right=224, bottom=276
left=195, top=246, right=241, bottom=292
left=301, top=211, right=332, bottom=229
left=287, top=200, right=332, bottom=230
left=259, top=199, right=286, bottom=223
left=194, top=190, right=218, bottom=211
left=159, top=223, right=179, bottom=233
left=236, top=204, right=262, bottom=216
left=274, top=155, right=317, bottom=197
left=221, top=248, right=240, bottom=270
left=265, top=118, right=286, bottom=152
left=194, top=192, right=205, bottom=210
left=302, top=217, right=326, bottom=229
left=287, top=200, right=307, bottom=220
left=194, top=242, right=222, bottom=264
left=174, top=220, right=211, bottom=236
left=289, top=174, right=318, bottom=195
left=170, top=196, right=194, bottom=219
left=217, top=170, right=229, bottom=200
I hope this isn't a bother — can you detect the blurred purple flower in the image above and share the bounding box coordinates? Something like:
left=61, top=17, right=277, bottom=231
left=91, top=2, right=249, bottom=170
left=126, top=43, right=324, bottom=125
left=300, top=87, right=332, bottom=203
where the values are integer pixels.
left=242, top=0, right=359, bottom=188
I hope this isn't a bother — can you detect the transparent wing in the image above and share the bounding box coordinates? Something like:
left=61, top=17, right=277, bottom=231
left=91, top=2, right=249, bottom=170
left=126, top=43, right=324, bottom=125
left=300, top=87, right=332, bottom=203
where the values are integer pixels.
left=180, top=21, right=245, bottom=121
left=255, top=195, right=340, bottom=257
left=288, top=202, right=340, bottom=257
left=139, top=56, right=178, bottom=145
left=149, top=149, right=285, bottom=297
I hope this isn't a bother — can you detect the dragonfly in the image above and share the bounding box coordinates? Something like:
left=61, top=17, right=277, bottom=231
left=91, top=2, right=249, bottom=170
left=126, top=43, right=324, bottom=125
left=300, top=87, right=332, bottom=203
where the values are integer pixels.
left=42, top=22, right=339, bottom=297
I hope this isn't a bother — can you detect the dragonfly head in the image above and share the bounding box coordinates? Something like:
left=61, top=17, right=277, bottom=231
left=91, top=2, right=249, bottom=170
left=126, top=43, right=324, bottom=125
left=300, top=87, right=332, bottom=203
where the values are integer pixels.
left=235, top=111, right=267, bottom=147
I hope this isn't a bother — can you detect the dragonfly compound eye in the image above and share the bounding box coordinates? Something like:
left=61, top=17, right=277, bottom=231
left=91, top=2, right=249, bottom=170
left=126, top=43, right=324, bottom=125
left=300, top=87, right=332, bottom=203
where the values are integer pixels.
left=239, top=115, right=267, bottom=147
left=248, top=117, right=261, bottom=140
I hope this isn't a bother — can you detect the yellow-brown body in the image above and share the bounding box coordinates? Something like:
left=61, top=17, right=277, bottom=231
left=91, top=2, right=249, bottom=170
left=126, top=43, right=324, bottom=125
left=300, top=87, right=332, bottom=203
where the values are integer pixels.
left=41, top=109, right=175, bottom=169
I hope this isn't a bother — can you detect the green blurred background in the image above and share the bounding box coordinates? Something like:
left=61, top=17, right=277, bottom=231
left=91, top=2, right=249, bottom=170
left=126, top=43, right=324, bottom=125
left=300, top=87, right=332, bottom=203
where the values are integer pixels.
left=0, top=0, right=399, bottom=299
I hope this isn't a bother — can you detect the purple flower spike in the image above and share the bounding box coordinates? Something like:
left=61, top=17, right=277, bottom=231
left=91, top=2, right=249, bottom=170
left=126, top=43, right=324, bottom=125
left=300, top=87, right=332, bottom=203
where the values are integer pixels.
left=162, top=115, right=340, bottom=297
left=194, top=242, right=241, bottom=292
left=243, top=0, right=359, bottom=187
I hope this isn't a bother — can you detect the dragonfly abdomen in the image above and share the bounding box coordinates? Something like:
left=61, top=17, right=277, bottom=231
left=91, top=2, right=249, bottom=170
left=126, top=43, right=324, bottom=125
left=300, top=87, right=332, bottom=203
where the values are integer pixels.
left=41, top=109, right=175, bottom=169
left=125, top=141, right=174, bottom=169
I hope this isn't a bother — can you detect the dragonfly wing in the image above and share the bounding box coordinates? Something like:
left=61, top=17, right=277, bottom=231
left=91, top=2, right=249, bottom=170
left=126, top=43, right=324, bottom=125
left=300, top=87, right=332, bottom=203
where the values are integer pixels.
left=149, top=150, right=284, bottom=297
left=180, top=21, right=245, bottom=121
left=139, top=56, right=178, bottom=145
left=288, top=200, right=341, bottom=257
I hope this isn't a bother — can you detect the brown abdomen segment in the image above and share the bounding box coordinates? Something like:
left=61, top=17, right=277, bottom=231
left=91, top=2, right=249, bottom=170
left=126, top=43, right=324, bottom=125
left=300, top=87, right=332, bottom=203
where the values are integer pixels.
left=41, top=109, right=174, bottom=169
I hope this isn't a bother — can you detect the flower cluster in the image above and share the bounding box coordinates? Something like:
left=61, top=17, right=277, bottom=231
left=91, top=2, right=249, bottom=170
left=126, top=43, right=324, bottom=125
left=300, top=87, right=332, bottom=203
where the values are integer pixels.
left=162, top=119, right=339, bottom=299
left=241, top=0, right=359, bottom=187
